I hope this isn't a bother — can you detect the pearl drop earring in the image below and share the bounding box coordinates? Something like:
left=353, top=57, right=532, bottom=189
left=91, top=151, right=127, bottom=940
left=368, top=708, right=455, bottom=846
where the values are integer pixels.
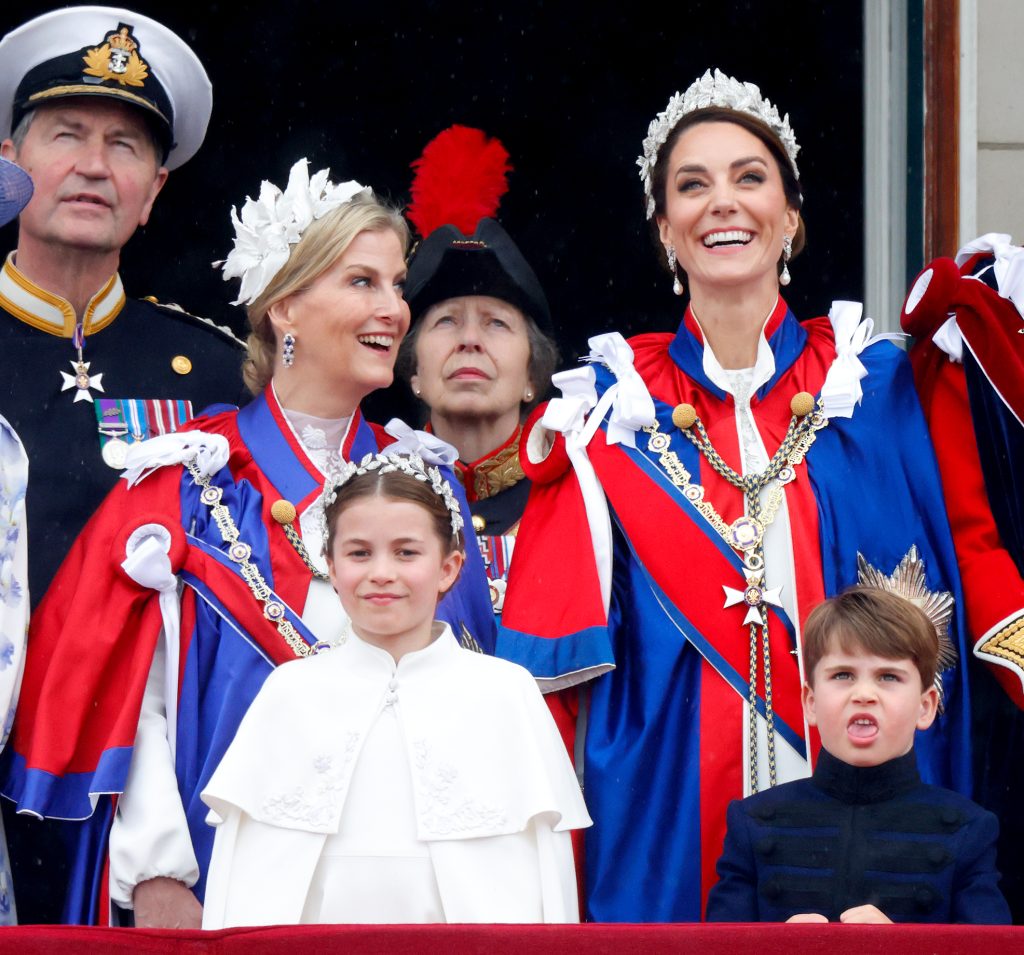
left=666, top=244, right=684, bottom=296
left=780, top=235, right=793, bottom=287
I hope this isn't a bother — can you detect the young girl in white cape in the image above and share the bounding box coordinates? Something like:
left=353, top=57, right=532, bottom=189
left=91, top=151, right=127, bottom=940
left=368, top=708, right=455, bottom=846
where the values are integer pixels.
left=201, top=451, right=590, bottom=927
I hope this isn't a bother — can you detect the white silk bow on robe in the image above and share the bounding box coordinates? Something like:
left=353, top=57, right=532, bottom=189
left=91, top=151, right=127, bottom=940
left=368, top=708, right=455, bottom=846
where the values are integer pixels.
left=820, top=300, right=904, bottom=419
left=121, top=430, right=230, bottom=488
left=384, top=419, right=459, bottom=467
left=538, top=333, right=656, bottom=616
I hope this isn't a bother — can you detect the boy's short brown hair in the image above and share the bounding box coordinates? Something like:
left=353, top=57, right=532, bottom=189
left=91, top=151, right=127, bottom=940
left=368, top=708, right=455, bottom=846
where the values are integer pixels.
left=802, top=587, right=940, bottom=689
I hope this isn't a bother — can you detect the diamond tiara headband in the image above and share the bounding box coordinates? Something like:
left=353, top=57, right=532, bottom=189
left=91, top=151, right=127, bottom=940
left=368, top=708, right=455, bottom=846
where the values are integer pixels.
left=216, top=158, right=372, bottom=306
left=321, top=451, right=466, bottom=545
left=637, top=68, right=801, bottom=219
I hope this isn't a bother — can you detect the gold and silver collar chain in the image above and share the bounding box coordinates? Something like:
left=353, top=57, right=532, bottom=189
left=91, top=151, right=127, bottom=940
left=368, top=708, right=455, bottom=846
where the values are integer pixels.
left=642, top=391, right=828, bottom=791
left=268, top=498, right=330, bottom=582
left=186, top=461, right=316, bottom=658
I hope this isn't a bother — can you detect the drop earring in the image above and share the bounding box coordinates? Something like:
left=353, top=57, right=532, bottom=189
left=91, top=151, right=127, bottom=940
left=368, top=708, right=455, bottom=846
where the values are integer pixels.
left=780, top=235, right=793, bottom=287
left=666, top=244, right=684, bottom=296
left=282, top=332, right=296, bottom=368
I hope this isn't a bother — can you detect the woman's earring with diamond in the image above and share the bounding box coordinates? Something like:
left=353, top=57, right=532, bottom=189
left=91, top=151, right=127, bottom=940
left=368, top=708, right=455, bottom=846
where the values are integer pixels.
left=666, top=244, right=684, bottom=296
left=780, top=235, right=793, bottom=287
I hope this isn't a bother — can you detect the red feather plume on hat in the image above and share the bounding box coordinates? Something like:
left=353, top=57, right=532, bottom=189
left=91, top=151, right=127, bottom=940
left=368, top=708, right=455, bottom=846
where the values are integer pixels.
left=407, top=125, right=512, bottom=239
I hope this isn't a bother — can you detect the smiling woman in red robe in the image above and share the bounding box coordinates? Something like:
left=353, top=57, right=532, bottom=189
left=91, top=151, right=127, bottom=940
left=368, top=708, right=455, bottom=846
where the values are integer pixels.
left=498, top=69, right=974, bottom=923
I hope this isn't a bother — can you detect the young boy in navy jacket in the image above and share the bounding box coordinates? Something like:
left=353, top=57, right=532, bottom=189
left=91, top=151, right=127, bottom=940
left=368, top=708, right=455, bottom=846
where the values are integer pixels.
left=706, top=587, right=1010, bottom=924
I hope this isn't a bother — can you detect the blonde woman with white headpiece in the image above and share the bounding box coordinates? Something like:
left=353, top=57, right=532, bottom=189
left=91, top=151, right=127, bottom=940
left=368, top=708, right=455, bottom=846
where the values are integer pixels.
left=4, top=160, right=495, bottom=926
left=497, top=69, right=974, bottom=922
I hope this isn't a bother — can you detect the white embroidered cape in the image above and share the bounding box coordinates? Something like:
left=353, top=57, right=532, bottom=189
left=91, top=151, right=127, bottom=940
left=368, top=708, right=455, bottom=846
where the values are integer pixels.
left=201, top=624, right=590, bottom=926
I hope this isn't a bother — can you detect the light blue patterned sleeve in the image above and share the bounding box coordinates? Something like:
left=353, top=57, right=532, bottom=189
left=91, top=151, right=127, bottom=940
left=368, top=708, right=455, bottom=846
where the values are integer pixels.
left=0, top=414, right=28, bottom=926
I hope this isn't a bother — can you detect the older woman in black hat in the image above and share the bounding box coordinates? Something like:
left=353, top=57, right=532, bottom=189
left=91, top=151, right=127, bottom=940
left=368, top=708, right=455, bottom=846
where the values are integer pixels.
left=398, top=127, right=559, bottom=616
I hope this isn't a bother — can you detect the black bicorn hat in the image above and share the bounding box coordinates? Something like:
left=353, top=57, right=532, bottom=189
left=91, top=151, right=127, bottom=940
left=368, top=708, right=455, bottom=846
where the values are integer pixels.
left=405, top=218, right=552, bottom=332
left=0, top=7, right=212, bottom=170
left=404, top=126, right=552, bottom=333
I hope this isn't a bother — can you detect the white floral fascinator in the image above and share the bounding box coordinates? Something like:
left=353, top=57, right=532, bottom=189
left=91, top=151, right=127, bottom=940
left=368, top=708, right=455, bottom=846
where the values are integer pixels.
left=216, top=158, right=371, bottom=305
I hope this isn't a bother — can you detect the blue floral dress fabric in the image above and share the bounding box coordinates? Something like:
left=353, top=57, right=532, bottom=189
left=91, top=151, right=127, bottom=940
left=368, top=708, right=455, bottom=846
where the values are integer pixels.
left=0, top=416, right=29, bottom=924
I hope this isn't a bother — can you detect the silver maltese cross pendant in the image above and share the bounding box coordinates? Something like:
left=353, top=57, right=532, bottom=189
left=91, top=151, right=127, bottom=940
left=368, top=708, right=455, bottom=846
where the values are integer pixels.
left=60, top=360, right=104, bottom=403
left=723, top=571, right=784, bottom=626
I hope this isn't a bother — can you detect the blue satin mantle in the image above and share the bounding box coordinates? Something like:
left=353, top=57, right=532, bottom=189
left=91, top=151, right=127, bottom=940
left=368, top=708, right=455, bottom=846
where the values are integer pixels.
left=500, top=308, right=971, bottom=923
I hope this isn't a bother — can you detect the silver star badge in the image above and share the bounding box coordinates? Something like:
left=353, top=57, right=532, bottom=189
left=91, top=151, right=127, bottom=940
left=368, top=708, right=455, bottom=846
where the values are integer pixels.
left=723, top=571, right=784, bottom=626
left=857, top=546, right=957, bottom=709
left=60, top=361, right=104, bottom=403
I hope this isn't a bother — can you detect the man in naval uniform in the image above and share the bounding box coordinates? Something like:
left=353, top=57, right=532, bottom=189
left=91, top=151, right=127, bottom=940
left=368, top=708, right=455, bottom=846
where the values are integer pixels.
left=0, top=6, right=245, bottom=924
left=0, top=7, right=246, bottom=605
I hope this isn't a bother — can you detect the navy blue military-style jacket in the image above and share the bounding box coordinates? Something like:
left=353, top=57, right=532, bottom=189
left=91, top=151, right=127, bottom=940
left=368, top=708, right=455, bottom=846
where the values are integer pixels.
left=0, top=258, right=246, bottom=603
left=705, top=748, right=1011, bottom=924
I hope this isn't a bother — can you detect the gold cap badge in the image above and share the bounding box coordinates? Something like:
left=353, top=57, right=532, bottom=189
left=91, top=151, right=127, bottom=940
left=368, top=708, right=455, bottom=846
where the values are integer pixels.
left=82, top=25, right=149, bottom=87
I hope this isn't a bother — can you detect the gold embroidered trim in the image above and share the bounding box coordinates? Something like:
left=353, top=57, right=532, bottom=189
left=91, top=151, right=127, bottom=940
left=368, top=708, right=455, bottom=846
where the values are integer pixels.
left=28, top=85, right=169, bottom=123
left=469, top=434, right=525, bottom=500
left=2, top=259, right=74, bottom=334
left=979, top=616, right=1024, bottom=669
left=82, top=273, right=125, bottom=334
left=0, top=291, right=67, bottom=336
left=0, top=257, right=125, bottom=335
